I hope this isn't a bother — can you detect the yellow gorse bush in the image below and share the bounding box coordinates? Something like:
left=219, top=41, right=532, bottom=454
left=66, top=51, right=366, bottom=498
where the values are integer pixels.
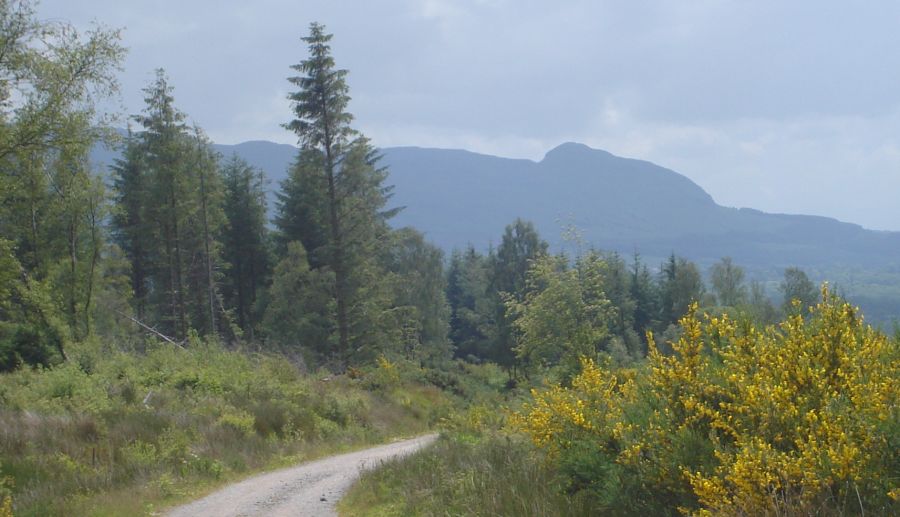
left=514, top=287, right=899, bottom=515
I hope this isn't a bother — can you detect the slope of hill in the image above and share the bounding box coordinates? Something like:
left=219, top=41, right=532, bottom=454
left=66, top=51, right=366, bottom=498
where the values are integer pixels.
left=92, top=138, right=900, bottom=321
left=205, top=140, right=900, bottom=270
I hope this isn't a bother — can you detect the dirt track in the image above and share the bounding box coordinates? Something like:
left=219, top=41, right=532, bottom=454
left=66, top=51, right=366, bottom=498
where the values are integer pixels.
left=166, top=433, right=438, bottom=517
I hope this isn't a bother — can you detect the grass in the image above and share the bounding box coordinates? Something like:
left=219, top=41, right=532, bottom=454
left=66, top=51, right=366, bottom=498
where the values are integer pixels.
left=0, top=337, right=465, bottom=516
left=339, top=370, right=594, bottom=517
left=338, top=434, right=592, bottom=517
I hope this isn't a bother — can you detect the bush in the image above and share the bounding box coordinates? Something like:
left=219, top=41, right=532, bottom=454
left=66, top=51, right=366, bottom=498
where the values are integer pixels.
left=514, top=288, right=900, bottom=515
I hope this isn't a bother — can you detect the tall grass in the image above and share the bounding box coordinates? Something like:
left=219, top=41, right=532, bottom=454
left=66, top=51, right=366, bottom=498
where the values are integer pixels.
left=339, top=435, right=591, bottom=517
left=0, top=338, right=458, bottom=516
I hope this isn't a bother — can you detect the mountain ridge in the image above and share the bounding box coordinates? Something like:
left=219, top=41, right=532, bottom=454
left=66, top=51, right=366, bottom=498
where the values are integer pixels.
left=90, top=137, right=900, bottom=320
left=92, top=137, right=899, bottom=269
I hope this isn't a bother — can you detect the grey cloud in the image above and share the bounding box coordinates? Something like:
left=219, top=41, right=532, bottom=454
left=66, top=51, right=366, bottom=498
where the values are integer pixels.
left=36, top=0, right=900, bottom=230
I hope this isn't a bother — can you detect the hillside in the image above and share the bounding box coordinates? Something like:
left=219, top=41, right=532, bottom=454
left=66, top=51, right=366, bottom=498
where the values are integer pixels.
left=92, top=138, right=900, bottom=321
left=201, top=140, right=900, bottom=270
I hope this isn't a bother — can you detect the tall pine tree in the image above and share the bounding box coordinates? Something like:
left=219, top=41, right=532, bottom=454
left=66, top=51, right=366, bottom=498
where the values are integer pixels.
left=447, top=246, right=495, bottom=361
left=275, top=23, right=398, bottom=363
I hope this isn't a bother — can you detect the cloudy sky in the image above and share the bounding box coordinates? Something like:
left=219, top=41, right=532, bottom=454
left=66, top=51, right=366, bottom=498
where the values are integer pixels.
left=38, top=0, right=900, bottom=231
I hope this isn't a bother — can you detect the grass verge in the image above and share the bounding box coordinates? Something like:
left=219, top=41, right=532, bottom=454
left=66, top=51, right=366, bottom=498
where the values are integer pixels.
left=0, top=338, right=463, bottom=516
left=338, top=434, right=590, bottom=517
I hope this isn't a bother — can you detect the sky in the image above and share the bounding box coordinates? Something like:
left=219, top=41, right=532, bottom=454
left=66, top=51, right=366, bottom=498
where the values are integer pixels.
left=37, top=0, right=900, bottom=231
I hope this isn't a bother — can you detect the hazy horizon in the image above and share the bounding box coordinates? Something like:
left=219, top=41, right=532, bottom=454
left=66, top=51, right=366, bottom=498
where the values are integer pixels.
left=38, top=0, right=900, bottom=231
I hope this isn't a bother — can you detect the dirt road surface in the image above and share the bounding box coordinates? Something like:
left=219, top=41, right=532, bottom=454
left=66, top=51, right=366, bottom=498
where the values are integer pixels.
left=166, top=433, right=438, bottom=517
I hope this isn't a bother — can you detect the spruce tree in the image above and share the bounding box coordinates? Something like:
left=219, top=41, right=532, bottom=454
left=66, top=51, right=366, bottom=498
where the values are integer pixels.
left=221, top=155, right=270, bottom=338
left=111, top=130, right=151, bottom=320
left=112, top=70, right=228, bottom=340
left=446, top=246, right=494, bottom=362
left=276, top=23, right=398, bottom=363
left=658, top=254, right=705, bottom=325
left=629, top=252, right=657, bottom=351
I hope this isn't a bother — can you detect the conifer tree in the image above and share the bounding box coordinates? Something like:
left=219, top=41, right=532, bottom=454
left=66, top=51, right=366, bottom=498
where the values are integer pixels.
left=111, top=130, right=151, bottom=320
left=112, top=70, right=228, bottom=340
left=221, top=155, right=270, bottom=338
left=597, top=251, right=637, bottom=348
left=658, top=254, right=705, bottom=325
left=629, top=252, right=657, bottom=347
left=447, top=246, right=495, bottom=361
left=276, top=23, right=398, bottom=363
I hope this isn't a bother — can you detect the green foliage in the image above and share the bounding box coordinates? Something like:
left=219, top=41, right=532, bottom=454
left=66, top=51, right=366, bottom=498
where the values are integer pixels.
left=659, top=254, right=705, bottom=325
left=262, top=241, right=334, bottom=357
left=781, top=266, right=818, bottom=315
left=382, top=228, right=451, bottom=361
left=0, top=339, right=455, bottom=515
left=490, top=219, right=548, bottom=373
left=220, top=155, right=271, bottom=338
left=447, top=246, right=495, bottom=362
left=340, top=435, right=591, bottom=517
left=0, top=0, right=124, bottom=367
left=514, top=292, right=900, bottom=516
left=744, top=279, right=779, bottom=326
left=629, top=253, right=659, bottom=347
left=276, top=23, right=401, bottom=365
left=112, top=71, right=229, bottom=341
left=709, top=256, right=746, bottom=308
left=508, top=252, right=614, bottom=377
left=445, top=228, right=722, bottom=371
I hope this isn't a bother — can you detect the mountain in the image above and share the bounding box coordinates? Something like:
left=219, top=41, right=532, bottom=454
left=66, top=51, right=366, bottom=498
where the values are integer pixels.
left=93, top=138, right=900, bottom=321
left=204, top=140, right=899, bottom=268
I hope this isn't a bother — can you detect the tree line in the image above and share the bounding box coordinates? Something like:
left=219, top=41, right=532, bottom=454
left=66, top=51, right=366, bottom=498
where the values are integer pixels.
left=0, top=12, right=447, bottom=371
left=0, top=3, right=821, bottom=374
left=444, top=218, right=819, bottom=379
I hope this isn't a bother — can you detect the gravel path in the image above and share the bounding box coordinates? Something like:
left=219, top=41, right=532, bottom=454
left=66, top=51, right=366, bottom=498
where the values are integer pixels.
left=166, top=433, right=438, bottom=517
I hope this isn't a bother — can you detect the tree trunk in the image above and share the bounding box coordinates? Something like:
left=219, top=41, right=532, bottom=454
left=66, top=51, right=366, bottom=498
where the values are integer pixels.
left=197, top=148, right=217, bottom=336
left=68, top=219, right=79, bottom=338
left=83, top=194, right=101, bottom=337
left=170, top=183, right=187, bottom=340
left=320, top=96, right=349, bottom=361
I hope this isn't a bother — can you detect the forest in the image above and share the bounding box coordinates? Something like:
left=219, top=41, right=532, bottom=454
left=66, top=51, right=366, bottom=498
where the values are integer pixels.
left=0, top=2, right=897, bottom=515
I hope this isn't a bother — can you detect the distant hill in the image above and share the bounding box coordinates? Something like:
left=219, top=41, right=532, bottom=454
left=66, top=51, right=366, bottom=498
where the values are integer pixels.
left=92, top=138, right=900, bottom=322
left=204, top=141, right=900, bottom=268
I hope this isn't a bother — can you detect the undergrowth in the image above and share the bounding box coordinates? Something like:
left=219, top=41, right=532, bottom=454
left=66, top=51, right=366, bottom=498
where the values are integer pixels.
left=338, top=434, right=590, bottom=517
left=342, top=291, right=900, bottom=517
left=338, top=372, right=585, bottom=517
left=0, top=337, right=479, bottom=516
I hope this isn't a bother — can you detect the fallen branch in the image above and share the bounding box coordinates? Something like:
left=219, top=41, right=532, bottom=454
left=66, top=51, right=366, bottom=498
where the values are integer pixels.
left=115, top=309, right=185, bottom=349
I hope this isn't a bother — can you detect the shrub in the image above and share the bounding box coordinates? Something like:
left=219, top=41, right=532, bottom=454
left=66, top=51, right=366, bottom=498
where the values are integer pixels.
left=217, top=409, right=256, bottom=438
left=514, top=288, right=900, bottom=515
